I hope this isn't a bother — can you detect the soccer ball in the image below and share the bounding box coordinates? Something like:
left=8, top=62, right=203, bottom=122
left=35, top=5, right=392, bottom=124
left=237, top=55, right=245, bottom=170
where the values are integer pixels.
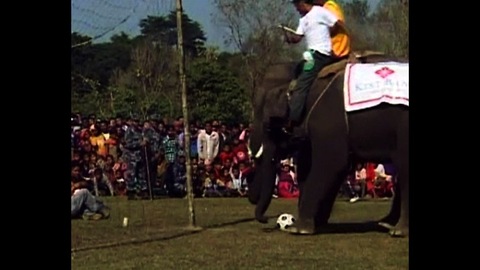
left=276, top=213, right=296, bottom=231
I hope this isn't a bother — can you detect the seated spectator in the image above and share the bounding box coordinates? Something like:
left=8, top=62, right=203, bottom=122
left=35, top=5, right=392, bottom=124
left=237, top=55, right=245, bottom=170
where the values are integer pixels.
left=222, top=157, right=233, bottom=171
left=365, top=162, right=377, bottom=198
left=238, top=161, right=253, bottom=180
left=212, top=157, right=223, bottom=180
left=71, top=162, right=110, bottom=220
left=202, top=160, right=222, bottom=197
left=276, top=160, right=299, bottom=199
left=232, top=137, right=248, bottom=164
left=216, top=167, right=235, bottom=197
left=342, top=174, right=360, bottom=203
left=219, top=144, right=235, bottom=165
left=96, top=155, right=106, bottom=170
left=354, top=163, right=367, bottom=197
left=113, top=169, right=127, bottom=196
left=191, top=159, right=204, bottom=197
left=92, top=168, right=115, bottom=196
left=372, top=164, right=394, bottom=198
left=230, top=165, right=247, bottom=197
left=72, top=151, right=81, bottom=163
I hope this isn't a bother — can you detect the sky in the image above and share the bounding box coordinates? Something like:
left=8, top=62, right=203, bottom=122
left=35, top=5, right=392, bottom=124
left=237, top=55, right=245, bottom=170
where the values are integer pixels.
left=72, top=0, right=383, bottom=51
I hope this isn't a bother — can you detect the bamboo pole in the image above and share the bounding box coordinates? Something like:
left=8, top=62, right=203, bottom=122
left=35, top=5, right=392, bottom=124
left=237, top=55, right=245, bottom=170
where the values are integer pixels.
left=176, top=0, right=196, bottom=228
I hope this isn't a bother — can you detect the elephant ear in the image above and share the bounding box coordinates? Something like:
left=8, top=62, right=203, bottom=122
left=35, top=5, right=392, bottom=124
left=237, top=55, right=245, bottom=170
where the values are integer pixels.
left=262, top=85, right=289, bottom=123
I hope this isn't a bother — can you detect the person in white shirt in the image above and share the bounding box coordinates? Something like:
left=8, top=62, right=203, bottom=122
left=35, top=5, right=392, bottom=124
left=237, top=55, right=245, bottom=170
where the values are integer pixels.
left=197, top=121, right=220, bottom=163
left=283, top=0, right=348, bottom=139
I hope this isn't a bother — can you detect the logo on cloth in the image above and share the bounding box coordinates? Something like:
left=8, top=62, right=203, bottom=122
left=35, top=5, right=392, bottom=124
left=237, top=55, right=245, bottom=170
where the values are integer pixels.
left=375, top=67, right=395, bottom=79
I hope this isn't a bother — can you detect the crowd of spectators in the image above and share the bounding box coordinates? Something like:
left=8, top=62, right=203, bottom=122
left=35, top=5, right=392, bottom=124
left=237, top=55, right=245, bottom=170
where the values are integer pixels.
left=71, top=113, right=396, bottom=202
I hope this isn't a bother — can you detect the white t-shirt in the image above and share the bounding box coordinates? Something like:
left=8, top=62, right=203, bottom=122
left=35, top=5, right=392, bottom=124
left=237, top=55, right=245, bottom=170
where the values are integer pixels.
left=295, top=5, right=339, bottom=56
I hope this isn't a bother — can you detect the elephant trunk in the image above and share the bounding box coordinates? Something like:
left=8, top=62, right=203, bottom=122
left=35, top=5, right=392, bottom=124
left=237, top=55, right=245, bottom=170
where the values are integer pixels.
left=247, top=120, right=265, bottom=205
left=252, top=142, right=278, bottom=224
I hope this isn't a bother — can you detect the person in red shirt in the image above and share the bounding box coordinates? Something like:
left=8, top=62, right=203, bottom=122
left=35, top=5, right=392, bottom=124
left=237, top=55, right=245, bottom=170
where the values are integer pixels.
left=219, top=144, right=235, bottom=164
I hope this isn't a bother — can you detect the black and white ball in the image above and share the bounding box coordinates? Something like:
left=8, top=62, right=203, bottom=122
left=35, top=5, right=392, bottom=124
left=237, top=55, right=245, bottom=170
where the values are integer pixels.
left=276, top=213, right=296, bottom=231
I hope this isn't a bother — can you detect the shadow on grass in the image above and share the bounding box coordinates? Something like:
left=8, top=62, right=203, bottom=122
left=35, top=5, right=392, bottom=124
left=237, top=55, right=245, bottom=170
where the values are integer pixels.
left=316, top=221, right=390, bottom=234
left=72, top=215, right=278, bottom=253
left=260, top=221, right=391, bottom=235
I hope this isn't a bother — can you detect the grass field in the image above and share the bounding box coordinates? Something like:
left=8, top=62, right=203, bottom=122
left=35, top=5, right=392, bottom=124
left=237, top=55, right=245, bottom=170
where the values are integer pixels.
left=71, top=197, right=409, bottom=270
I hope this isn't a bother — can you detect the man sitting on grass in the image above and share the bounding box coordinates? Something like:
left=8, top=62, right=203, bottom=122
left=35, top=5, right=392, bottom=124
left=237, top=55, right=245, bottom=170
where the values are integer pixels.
left=71, top=162, right=110, bottom=220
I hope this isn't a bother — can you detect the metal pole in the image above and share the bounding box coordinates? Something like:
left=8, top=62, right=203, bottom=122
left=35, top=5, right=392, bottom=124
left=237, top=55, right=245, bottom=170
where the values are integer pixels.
left=176, top=0, right=196, bottom=228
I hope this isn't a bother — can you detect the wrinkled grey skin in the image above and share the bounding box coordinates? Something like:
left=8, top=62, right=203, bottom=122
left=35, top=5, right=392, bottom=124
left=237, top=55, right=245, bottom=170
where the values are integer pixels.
left=248, top=55, right=409, bottom=237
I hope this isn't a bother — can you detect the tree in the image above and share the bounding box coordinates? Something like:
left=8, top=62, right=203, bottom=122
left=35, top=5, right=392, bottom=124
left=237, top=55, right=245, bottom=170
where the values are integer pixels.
left=71, top=32, right=134, bottom=91
left=213, top=0, right=301, bottom=119
left=139, top=12, right=207, bottom=58
left=371, top=0, right=408, bottom=58
left=187, top=51, right=249, bottom=124
left=339, top=0, right=408, bottom=58
left=339, top=0, right=375, bottom=51
left=109, top=40, right=179, bottom=120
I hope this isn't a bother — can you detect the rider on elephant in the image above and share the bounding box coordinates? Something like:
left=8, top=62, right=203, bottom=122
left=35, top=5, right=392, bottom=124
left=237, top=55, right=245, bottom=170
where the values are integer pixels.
left=283, top=0, right=350, bottom=139
left=314, top=0, right=351, bottom=59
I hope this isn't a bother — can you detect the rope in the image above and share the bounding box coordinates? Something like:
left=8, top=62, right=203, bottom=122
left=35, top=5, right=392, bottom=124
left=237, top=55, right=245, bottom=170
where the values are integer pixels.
left=303, top=71, right=346, bottom=134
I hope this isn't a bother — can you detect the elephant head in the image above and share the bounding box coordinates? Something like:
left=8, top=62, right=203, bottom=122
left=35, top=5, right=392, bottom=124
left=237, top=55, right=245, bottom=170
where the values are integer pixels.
left=247, top=62, right=298, bottom=223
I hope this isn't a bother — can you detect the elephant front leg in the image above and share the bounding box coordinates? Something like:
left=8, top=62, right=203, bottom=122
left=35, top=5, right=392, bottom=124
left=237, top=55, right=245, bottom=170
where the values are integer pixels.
left=288, top=139, right=349, bottom=235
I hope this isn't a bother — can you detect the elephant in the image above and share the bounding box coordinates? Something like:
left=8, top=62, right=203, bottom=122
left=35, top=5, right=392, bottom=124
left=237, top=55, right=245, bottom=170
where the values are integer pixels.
left=247, top=52, right=409, bottom=237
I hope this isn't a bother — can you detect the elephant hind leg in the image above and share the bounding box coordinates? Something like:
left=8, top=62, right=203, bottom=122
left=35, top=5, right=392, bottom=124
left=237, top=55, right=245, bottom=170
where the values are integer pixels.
left=390, top=167, right=409, bottom=237
left=378, top=181, right=401, bottom=229
left=389, top=117, right=409, bottom=237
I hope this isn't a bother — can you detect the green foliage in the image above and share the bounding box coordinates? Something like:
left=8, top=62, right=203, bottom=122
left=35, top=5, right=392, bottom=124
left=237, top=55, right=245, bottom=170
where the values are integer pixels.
left=109, top=40, right=180, bottom=120
left=371, top=0, right=408, bottom=58
left=340, top=0, right=408, bottom=58
left=187, top=57, right=249, bottom=124
left=72, top=32, right=134, bottom=89
left=139, top=12, right=207, bottom=58
left=71, top=12, right=204, bottom=120
left=71, top=2, right=408, bottom=122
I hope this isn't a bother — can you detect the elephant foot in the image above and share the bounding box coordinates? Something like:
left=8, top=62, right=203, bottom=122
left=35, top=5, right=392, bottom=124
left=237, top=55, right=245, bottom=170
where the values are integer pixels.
left=255, top=215, right=269, bottom=224
left=389, top=228, right=408, bottom=238
left=378, top=221, right=395, bottom=230
left=283, top=226, right=316, bottom=235
left=389, top=225, right=409, bottom=238
left=284, top=218, right=316, bottom=235
left=377, top=215, right=398, bottom=230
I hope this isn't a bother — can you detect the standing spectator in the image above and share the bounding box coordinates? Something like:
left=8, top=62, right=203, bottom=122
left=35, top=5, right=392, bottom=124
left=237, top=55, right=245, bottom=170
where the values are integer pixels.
left=162, top=125, right=181, bottom=195
left=122, top=117, right=148, bottom=199
left=189, top=123, right=199, bottom=159
left=142, top=120, right=161, bottom=195
left=90, top=125, right=108, bottom=158
left=197, top=121, right=220, bottom=163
